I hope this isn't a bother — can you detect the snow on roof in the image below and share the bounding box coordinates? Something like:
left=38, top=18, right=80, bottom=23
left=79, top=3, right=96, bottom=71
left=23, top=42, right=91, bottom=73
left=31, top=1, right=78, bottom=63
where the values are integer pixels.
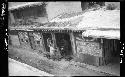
left=50, top=9, right=120, bottom=30
left=8, top=2, right=43, bottom=11
left=49, top=10, right=87, bottom=23
left=82, top=30, right=120, bottom=40
left=77, top=9, right=120, bottom=30
left=80, top=9, right=120, bottom=39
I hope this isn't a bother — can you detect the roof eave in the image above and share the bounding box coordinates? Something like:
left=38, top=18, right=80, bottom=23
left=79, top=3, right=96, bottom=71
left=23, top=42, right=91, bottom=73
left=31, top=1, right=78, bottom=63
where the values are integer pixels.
left=8, top=2, right=44, bottom=11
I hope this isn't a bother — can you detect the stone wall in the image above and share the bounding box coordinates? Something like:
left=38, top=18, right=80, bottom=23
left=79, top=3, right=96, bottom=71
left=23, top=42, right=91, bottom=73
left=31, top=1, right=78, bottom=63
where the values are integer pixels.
left=18, top=32, right=31, bottom=49
left=75, top=33, right=102, bottom=57
left=28, top=32, right=45, bottom=52
left=74, top=32, right=103, bottom=66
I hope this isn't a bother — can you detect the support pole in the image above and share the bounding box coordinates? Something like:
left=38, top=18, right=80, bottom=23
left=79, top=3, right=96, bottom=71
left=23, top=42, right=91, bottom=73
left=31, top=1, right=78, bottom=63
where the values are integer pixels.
left=70, top=32, right=77, bottom=55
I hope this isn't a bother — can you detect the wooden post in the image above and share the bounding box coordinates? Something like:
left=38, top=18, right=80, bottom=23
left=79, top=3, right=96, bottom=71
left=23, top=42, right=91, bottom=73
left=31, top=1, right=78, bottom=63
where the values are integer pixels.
left=51, top=32, right=57, bottom=48
left=27, top=32, right=33, bottom=50
left=100, top=38, right=104, bottom=57
left=70, top=32, right=77, bottom=55
left=17, top=31, right=21, bottom=46
left=40, top=32, right=46, bottom=52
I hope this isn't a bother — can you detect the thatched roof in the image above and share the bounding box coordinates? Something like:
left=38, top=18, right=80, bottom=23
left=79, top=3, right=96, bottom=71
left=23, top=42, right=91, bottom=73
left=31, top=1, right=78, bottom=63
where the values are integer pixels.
left=50, top=9, right=120, bottom=40
left=9, top=8, right=120, bottom=39
left=8, top=2, right=43, bottom=11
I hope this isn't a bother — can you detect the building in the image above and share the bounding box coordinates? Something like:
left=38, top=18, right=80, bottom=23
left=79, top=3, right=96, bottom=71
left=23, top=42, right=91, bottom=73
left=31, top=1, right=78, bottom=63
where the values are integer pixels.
left=8, top=2, right=120, bottom=66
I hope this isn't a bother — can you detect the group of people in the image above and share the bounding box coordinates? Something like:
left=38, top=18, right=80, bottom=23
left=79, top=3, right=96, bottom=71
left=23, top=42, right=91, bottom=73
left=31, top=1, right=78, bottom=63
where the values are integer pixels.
left=47, top=37, right=69, bottom=60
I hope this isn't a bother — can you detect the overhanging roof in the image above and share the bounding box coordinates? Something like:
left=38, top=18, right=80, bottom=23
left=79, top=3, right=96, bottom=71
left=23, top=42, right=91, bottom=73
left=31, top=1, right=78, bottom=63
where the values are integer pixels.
left=9, top=9, right=120, bottom=39
left=49, top=9, right=120, bottom=39
left=8, top=2, right=43, bottom=11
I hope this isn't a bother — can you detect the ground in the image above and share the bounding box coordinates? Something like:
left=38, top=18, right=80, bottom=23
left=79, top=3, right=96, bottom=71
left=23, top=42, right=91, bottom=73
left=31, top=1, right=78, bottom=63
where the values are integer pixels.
left=9, top=58, right=54, bottom=76
left=8, top=45, right=118, bottom=76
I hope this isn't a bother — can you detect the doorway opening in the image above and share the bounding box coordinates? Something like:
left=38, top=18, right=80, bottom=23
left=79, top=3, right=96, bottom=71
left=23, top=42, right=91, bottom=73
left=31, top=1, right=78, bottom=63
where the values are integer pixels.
left=55, top=33, right=73, bottom=60
left=42, top=33, right=52, bottom=53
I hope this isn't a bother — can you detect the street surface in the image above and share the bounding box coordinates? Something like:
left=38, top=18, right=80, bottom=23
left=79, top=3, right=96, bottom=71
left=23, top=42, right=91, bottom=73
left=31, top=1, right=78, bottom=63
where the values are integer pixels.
left=9, top=58, right=54, bottom=76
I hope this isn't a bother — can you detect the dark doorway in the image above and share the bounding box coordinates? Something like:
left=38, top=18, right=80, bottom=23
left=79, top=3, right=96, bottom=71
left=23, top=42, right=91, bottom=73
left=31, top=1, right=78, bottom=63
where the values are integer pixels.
left=42, top=33, right=52, bottom=52
left=55, top=33, right=72, bottom=58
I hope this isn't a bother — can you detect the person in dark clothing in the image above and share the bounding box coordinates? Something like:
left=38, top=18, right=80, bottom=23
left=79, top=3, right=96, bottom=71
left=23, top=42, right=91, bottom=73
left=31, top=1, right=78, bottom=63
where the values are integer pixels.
left=59, top=38, right=69, bottom=57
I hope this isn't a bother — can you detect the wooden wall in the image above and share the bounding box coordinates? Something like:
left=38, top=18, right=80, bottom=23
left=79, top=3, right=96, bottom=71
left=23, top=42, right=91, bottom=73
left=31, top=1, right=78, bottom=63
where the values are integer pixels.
left=102, top=39, right=120, bottom=64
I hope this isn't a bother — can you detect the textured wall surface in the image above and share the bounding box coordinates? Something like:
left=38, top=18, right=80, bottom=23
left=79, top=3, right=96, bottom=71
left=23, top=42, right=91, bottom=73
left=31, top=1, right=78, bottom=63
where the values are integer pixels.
left=75, top=33, right=102, bottom=57
left=76, top=41, right=102, bottom=57
left=10, top=35, right=20, bottom=46
left=46, top=2, right=82, bottom=21
left=73, top=33, right=103, bottom=66
left=18, top=32, right=31, bottom=49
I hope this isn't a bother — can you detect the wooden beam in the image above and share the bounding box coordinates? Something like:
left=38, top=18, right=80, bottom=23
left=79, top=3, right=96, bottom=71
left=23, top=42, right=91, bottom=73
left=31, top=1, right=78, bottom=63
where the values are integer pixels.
left=70, top=32, right=77, bottom=55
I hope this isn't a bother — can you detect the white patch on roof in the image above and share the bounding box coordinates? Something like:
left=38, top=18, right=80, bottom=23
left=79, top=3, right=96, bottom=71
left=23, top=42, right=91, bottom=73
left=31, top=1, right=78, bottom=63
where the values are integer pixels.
left=82, top=30, right=120, bottom=40
left=77, top=10, right=120, bottom=29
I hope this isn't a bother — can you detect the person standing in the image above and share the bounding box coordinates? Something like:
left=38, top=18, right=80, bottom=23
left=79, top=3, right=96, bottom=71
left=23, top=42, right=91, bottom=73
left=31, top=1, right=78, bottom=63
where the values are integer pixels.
left=47, top=38, right=55, bottom=59
left=59, top=38, right=69, bottom=57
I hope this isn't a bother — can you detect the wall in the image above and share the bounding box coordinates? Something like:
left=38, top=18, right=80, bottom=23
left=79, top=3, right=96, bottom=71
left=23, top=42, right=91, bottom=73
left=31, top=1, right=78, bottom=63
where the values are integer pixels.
left=18, top=32, right=31, bottom=49
left=103, top=39, right=120, bottom=64
left=74, top=32, right=103, bottom=66
left=9, top=35, right=20, bottom=46
left=9, top=30, right=20, bottom=46
left=46, top=2, right=82, bottom=21
left=11, top=4, right=48, bottom=24
left=28, top=32, right=45, bottom=52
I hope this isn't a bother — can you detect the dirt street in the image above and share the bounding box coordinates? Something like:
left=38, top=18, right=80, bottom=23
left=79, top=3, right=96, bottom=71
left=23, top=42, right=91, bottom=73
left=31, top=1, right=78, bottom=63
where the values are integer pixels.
left=8, top=46, right=111, bottom=76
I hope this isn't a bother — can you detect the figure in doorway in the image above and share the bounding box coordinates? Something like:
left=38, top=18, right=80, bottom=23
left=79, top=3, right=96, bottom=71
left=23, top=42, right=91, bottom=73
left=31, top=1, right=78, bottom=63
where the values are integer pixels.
left=59, top=38, right=69, bottom=57
left=47, top=38, right=55, bottom=59
left=47, top=38, right=62, bottom=60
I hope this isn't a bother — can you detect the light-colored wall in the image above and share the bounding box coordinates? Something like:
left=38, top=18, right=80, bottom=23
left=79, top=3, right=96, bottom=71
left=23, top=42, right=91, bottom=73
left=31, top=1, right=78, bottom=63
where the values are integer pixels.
left=10, top=35, right=20, bottom=46
left=46, top=2, right=82, bottom=21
